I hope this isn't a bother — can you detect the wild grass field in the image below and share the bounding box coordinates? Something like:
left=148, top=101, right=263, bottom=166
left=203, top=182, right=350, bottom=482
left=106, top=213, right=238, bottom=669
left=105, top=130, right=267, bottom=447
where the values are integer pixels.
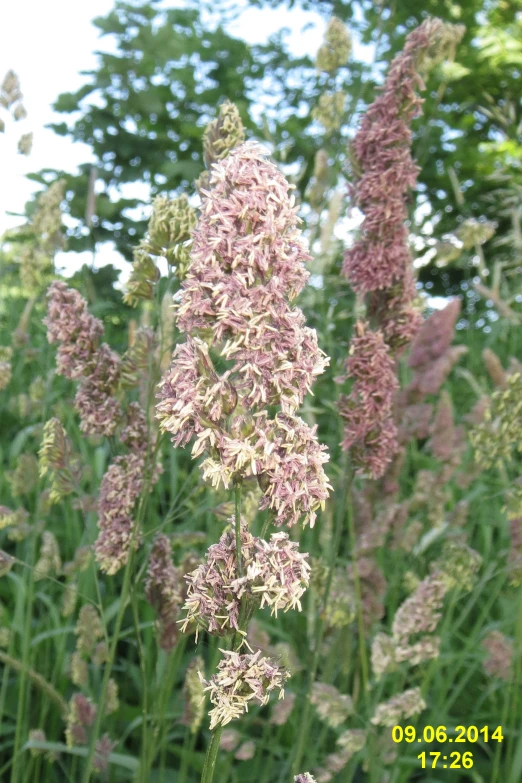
left=1, top=3, right=521, bottom=782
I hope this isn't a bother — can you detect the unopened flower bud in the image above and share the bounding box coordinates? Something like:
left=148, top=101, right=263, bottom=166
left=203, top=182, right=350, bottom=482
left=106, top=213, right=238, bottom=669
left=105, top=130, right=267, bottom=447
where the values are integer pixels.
left=202, top=100, right=245, bottom=170
left=316, top=17, right=351, bottom=73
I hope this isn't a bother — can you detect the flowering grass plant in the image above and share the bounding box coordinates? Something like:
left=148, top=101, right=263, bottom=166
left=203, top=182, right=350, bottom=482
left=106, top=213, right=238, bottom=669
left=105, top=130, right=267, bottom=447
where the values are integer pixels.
left=0, top=12, right=521, bottom=783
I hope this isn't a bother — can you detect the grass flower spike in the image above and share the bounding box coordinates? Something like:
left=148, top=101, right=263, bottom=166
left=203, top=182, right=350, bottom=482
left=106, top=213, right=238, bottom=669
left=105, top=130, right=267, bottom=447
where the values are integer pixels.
left=200, top=649, right=289, bottom=730
left=157, top=141, right=330, bottom=528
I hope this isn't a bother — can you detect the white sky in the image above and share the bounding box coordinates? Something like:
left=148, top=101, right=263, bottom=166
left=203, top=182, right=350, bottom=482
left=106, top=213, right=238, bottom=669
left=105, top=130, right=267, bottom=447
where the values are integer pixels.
left=0, top=0, right=336, bottom=276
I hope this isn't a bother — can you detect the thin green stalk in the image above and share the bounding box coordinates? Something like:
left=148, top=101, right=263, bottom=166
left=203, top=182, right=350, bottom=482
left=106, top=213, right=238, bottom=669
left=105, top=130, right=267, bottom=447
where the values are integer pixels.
left=130, top=590, right=150, bottom=782
left=127, top=638, right=186, bottom=775
left=81, top=445, right=160, bottom=779
left=12, top=523, right=38, bottom=783
left=504, top=587, right=522, bottom=780
left=155, top=638, right=187, bottom=775
left=178, top=727, right=197, bottom=783
left=200, top=482, right=243, bottom=783
left=492, top=682, right=511, bottom=783
left=80, top=546, right=136, bottom=783
left=346, top=489, right=370, bottom=702
left=200, top=725, right=224, bottom=783
left=81, top=361, right=161, bottom=781
left=260, top=516, right=271, bottom=540
left=291, top=454, right=351, bottom=777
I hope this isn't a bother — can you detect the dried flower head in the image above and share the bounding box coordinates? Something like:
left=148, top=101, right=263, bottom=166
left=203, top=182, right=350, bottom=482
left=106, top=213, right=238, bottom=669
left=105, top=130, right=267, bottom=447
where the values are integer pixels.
left=428, top=390, right=465, bottom=463
left=270, top=690, right=296, bottom=725
left=39, top=418, right=79, bottom=503
left=371, top=687, right=426, bottom=727
left=1, top=70, right=22, bottom=108
left=105, top=678, right=119, bottom=715
left=201, top=649, right=289, bottom=729
left=311, top=682, right=353, bottom=728
left=407, top=299, right=466, bottom=397
left=483, top=348, right=507, bottom=388
left=371, top=632, right=398, bottom=680
left=28, top=729, right=47, bottom=758
left=34, top=531, right=61, bottom=581
left=181, top=656, right=206, bottom=733
left=65, top=693, right=97, bottom=746
left=157, top=141, right=330, bottom=526
left=436, top=541, right=482, bottom=592
left=62, top=545, right=92, bottom=578
left=235, top=741, right=256, bottom=761
left=94, top=454, right=143, bottom=574
left=45, top=282, right=122, bottom=435
left=93, top=734, right=116, bottom=774
left=70, top=651, right=88, bottom=688
left=18, top=132, right=32, bottom=155
left=7, top=454, right=39, bottom=497
left=392, top=572, right=448, bottom=645
left=145, top=534, right=183, bottom=651
left=180, top=523, right=310, bottom=638
left=220, top=729, right=241, bottom=752
left=123, top=244, right=161, bottom=307
left=120, top=327, right=157, bottom=389
left=312, top=91, right=346, bottom=131
left=322, top=567, right=356, bottom=629
left=470, top=373, right=522, bottom=469
left=0, top=505, right=29, bottom=533
left=75, top=604, right=104, bottom=659
left=31, top=180, right=65, bottom=254
left=339, top=321, right=399, bottom=478
left=343, top=18, right=457, bottom=297
left=482, top=630, right=513, bottom=681
left=61, top=581, right=78, bottom=618
left=0, top=346, right=12, bottom=390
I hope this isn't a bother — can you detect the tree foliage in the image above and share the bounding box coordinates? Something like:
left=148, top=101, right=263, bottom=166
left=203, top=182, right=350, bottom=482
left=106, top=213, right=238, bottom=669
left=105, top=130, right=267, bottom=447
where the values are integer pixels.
left=25, top=0, right=522, bottom=289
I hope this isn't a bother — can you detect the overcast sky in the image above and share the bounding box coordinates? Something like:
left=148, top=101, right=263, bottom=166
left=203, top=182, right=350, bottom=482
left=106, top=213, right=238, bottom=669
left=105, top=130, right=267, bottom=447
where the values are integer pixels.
left=0, top=1, right=328, bottom=256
